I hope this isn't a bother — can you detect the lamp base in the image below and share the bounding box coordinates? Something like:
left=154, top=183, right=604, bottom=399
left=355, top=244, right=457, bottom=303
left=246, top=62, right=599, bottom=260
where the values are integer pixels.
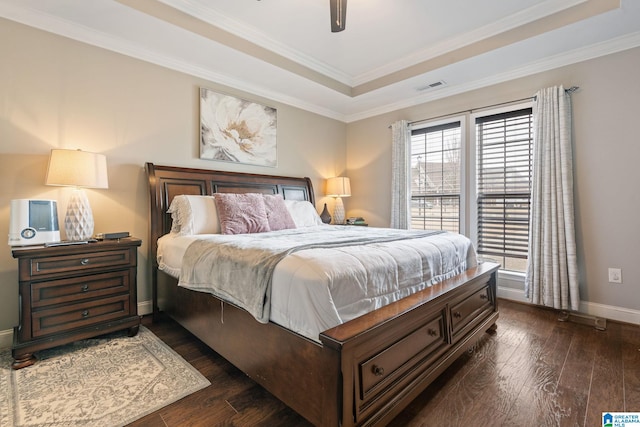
left=64, top=189, right=94, bottom=241
left=333, top=197, right=345, bottom=225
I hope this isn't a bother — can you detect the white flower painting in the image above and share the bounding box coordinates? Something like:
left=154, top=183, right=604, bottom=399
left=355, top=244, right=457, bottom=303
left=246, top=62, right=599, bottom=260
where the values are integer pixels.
left=200, top=88, right=277, bottom=167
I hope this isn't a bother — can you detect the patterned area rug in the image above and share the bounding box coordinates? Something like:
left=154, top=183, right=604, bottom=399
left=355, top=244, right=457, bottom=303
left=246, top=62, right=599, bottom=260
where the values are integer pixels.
left=0, top=326, right=210, bottom=427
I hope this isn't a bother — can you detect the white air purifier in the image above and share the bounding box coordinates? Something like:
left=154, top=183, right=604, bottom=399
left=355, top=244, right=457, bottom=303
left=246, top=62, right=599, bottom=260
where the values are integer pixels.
left=8, top=199, right=61, bottom=246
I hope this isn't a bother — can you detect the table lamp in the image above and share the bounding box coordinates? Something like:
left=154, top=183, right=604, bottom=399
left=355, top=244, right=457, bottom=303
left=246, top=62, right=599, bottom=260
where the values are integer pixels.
left=45, top=149, right=109, bottom=241
left=326, top=176, right=351, bottom=225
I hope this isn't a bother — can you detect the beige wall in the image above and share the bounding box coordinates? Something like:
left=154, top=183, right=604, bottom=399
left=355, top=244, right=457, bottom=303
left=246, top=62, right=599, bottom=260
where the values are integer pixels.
left=0, top=19, right=346, bottom=331
left=346, top=47, right=640, bottom=316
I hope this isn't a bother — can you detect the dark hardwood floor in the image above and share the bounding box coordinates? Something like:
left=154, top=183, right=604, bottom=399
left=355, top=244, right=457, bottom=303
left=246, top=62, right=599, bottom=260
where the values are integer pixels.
left=130, top=299, right=640, bottom=427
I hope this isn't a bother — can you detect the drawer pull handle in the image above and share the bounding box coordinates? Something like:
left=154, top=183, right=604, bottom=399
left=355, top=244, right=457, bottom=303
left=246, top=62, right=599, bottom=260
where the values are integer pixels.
left=453, top=311, right=462, bottom=318
left=81, top=284, right=89, bottom=292
left=80, top=258, right=90, bottom=266
left=480, top=294, right=488, bottom=300
left=372, top=365, right=385, bottom=376
left=427, top=328, right=438, bottom=336
left=81, top=310, right=90, bottom=318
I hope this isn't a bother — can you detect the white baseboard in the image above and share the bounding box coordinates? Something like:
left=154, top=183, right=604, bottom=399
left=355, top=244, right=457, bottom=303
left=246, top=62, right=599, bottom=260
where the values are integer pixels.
left=0, top=300, right=155, bottom=351
left=0, top=328, right=12, bottom=351
left=497, top=286, right=530, bottom=304
left=138, top=300, right=153, bottom=316
left=498, top=286, right=640, bottom=325
left=578, top=300, right=640, bottom=325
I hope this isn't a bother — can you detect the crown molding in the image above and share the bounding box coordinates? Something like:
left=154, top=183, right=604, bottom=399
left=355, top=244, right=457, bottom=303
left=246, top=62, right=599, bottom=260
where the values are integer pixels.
left=352, top=0, right=587, bottom=85
left=157, top=0, right=354, bottom=85
left=1, top=1, right=638, bottom=124
left=159, top=0, right=590, bottom=90
left=343, top=30, right=640, bottom=123
left=0, top=1, right=348, bottom=122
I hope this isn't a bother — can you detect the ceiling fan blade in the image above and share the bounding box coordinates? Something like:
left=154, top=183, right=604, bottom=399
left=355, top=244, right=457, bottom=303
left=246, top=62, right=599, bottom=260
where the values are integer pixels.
left=330, top=0, right=347, bottom=32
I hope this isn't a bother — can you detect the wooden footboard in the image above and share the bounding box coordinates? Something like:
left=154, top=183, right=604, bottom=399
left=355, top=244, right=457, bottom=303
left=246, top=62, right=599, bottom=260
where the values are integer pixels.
left=321, top=262, right=499, bottom=427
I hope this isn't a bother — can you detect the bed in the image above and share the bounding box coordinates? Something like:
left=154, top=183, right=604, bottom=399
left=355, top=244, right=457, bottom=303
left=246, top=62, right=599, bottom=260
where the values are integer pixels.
left=146, top=162, right=499, bottom=427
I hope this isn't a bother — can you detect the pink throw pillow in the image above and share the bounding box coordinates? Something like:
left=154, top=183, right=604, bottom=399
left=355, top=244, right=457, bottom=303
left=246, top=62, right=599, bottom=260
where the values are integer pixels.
left=213, top=193, right=270, bottom=234
left=263, top=194, right=297, bottom=231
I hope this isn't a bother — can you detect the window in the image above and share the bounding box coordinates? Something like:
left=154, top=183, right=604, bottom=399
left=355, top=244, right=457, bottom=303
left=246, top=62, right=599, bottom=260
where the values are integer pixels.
left=403, top=104, right=532, bottom=274
left=410, top=121, right=461, bottom=233
left=475, top=108, right=533, bottom=272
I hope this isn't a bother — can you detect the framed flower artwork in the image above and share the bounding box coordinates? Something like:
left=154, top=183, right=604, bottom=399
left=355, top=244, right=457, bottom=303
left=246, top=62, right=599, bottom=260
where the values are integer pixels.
left=200, top=87, right=277, bottom=167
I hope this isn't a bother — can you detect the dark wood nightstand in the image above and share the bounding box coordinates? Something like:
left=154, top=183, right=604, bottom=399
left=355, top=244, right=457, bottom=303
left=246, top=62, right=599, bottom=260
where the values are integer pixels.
left=10, top=237, right=142, bottom=369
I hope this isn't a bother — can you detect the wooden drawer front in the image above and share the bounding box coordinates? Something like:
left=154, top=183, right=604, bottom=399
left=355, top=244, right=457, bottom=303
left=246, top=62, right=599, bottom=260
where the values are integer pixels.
left=29, top=250, right=132, bottom=278
left=31, top=270, right=131, bottom=308
left=450, top=285, right=492, bottom=337
left=32, top=295, right=130, bottom=338
left=359, top=313, right=446, bottom=402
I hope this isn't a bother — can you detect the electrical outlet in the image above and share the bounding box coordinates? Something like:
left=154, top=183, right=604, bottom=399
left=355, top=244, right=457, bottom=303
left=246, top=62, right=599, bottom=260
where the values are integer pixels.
left=608, top=268, right=622, bottom=284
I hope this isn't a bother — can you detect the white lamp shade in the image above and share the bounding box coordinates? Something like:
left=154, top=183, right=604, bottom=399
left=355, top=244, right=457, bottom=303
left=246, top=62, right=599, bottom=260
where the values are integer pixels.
left=46, top=149, right=109, bottom=189
left=326, top=177, right=351, bottom=197
left=45, top=149, right=109, bottom=241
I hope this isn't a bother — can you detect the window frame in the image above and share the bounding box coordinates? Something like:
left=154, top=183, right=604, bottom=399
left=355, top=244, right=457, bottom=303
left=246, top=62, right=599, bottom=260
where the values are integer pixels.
left=409, top=115, right=467, bottom=235
left=402, top=101, right=533, bottom=278
left=469, top=101, right=533, bottom=275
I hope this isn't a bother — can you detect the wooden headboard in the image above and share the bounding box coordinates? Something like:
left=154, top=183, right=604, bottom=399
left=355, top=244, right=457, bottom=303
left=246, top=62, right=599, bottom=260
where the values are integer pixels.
left=145, top=162, right=315, bottom=267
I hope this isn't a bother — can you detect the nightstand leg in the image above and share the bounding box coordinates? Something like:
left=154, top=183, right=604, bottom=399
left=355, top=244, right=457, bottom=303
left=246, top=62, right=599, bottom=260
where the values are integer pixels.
left=127, top=325, right=140, bottom=337
left=12, top=353, right=36, bottom=370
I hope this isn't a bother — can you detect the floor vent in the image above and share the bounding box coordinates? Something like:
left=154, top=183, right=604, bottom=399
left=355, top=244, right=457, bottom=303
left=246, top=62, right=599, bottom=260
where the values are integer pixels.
left=558, top=311, right=607, bottom=330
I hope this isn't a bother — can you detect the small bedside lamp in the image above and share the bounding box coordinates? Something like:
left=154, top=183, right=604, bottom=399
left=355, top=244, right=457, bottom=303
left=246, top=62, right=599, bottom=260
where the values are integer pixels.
left=326, top=176, right=351, bottom=225
left=45, top=149, right=109, bottom=241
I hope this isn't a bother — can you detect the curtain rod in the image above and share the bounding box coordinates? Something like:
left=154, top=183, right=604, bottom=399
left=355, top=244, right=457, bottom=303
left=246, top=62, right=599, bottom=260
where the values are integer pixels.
left=392, top=86, right=579, bottom=129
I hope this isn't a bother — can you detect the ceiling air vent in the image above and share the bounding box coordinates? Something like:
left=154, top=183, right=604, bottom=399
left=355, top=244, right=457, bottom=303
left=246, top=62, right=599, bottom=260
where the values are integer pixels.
left=417, top=80, right=447, bottom=92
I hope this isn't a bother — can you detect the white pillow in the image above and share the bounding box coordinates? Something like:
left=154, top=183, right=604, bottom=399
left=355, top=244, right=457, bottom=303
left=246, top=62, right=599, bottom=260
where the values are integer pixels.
left=283, top=200, right=323, bottom=227
left=167, top=195, right=220, bottom=235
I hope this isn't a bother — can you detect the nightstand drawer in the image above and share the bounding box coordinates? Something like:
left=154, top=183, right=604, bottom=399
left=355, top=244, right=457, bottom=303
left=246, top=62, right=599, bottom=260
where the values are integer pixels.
left=29, top=249, right=133, bottom=278
left=32, top=294, right=130, bottom=338
left=31, top=270, right=131, bottom=308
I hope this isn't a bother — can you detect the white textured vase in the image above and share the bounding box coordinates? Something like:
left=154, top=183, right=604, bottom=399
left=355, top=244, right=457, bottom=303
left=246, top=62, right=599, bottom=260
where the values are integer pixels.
left=333, top=197, right=346, bottom=225
left=64, top=189, right=94, bottom=241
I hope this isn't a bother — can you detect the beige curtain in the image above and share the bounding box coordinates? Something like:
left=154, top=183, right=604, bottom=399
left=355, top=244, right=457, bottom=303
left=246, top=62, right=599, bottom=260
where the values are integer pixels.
left=525, top=86, right=580, bottom=311
left=390, top=120, right=410, bottom=229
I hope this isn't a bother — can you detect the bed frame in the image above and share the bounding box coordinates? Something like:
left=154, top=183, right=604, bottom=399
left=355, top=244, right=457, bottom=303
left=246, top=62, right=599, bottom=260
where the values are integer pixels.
left=146, top=162, right=499, bottom=427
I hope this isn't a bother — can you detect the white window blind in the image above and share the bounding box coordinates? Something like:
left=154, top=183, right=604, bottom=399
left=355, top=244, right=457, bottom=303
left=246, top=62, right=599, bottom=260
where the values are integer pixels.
left=410, top=121, right=461, bottom=232
left=476, top=108, right=532, bottom=270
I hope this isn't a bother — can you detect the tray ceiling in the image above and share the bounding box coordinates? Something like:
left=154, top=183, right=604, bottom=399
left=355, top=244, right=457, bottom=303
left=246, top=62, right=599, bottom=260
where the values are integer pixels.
left=1, top=0, right=639, bottom=122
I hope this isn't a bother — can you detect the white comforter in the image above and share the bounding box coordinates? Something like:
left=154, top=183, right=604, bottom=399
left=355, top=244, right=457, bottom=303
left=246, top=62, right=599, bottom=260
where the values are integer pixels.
left=158, top=226, right=477, bottom=342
